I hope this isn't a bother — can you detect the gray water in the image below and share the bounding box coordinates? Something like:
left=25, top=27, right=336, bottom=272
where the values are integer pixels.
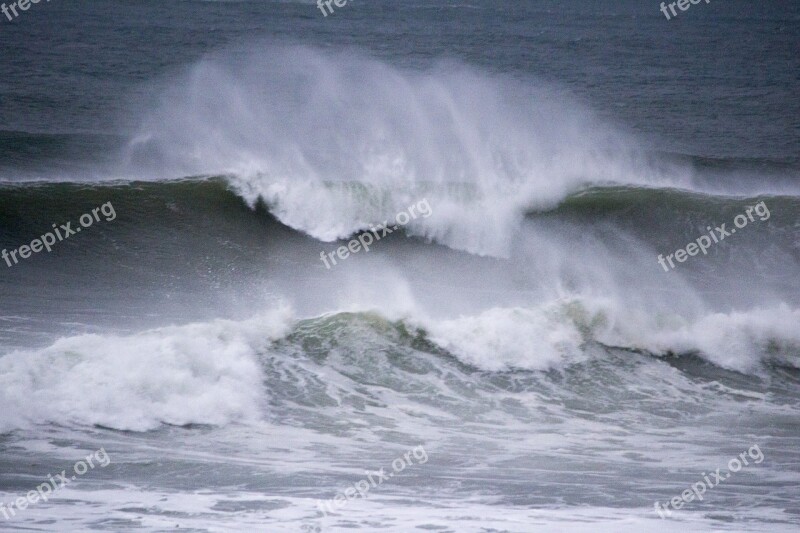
left=0, top=1, right=799, bottom=531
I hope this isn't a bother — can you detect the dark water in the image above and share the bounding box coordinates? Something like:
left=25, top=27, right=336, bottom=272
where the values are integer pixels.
left=1, top=1, right=799, bottom=531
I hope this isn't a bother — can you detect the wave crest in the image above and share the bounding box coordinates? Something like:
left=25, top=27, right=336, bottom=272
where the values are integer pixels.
left=124, top=44, right=691, bottom=256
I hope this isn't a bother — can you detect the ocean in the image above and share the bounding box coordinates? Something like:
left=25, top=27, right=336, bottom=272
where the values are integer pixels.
left=0, top=1, right=799, bottom=531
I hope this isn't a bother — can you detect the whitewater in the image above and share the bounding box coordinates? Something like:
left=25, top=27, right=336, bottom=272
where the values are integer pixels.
left=1, top=2, right=799, bottom=531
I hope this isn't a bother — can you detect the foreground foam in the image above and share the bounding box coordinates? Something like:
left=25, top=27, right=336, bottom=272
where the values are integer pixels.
left=1, top=300, right=795, bottom=434
left=1, top=487, right=793, bottom=532
left=0, top=307, right=294, bottom=432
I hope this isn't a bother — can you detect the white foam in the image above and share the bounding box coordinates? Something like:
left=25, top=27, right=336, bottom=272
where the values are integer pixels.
left=2, top=298, right=794, bottom=435
left=2, top=487, right=792, bottom=533
left=423, top=305, right=586, bottom=371
left=419, top=299, right=800, bottom=374
left=0, top=307, right=294, bottom=432
left=620, top=304, right=800, bottom=373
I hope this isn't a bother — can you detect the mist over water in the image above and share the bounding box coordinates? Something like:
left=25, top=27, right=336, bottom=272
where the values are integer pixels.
left=122, top=45, right=699, bottom=254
